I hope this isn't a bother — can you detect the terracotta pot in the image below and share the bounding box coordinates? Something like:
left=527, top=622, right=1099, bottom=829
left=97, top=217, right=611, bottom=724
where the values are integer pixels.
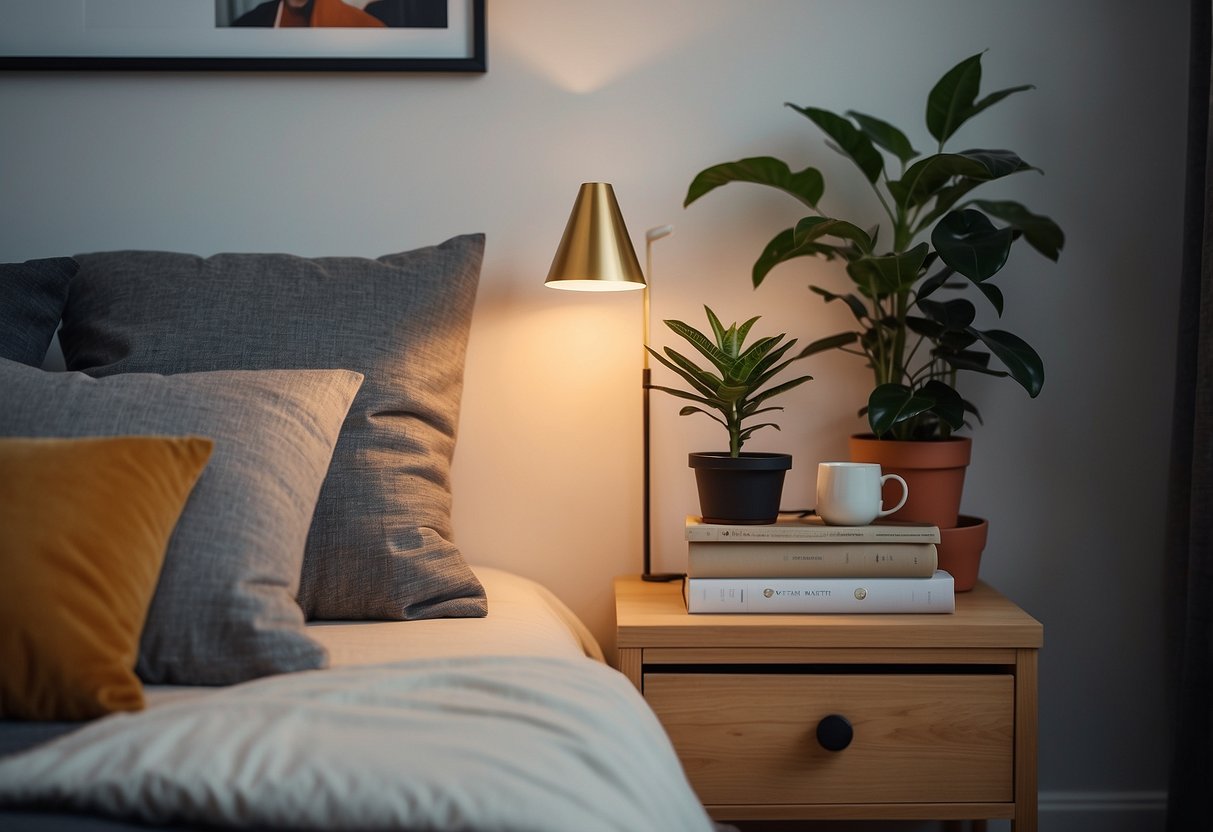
left=848, top=434, right=972, bottom=528
left=937, top=515, right=988, bottom=592
left=689, top=452, right=792, bottom=525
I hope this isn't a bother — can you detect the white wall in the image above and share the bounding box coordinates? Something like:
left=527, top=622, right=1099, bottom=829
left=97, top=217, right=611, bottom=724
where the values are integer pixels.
left=0, top=1, right=1187, bottom=825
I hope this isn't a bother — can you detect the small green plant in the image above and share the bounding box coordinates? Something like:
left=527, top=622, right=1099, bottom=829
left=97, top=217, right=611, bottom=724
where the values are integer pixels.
left=648, top=306, right=812, bottom=457
left=684, top=52, right=1064, bottom=440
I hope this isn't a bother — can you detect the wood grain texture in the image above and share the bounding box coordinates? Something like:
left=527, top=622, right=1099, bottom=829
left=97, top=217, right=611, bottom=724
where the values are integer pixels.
left=645, top=673, right=1014, bottom=805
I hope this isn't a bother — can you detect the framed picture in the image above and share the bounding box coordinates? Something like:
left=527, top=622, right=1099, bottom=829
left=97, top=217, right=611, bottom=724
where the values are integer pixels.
left=0, top=0, right=485, bottom=72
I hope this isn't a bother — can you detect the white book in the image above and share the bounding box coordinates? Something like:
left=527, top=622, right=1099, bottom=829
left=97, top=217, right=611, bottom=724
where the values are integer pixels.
left=683, top=570, right=955, bottom=614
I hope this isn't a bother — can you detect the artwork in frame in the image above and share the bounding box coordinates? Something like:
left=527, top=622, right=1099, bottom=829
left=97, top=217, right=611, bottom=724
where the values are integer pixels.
left=0, top=0, right=485, bottom=72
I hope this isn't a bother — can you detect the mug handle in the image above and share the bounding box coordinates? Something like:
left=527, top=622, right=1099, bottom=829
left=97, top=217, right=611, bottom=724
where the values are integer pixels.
left=877, top=473, right=909, bottom=517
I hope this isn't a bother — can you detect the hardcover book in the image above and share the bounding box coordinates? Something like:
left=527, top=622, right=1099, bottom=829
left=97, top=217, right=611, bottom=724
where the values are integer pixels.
left=686, top=540, right=937, bottom=579
left=683, top=570, right=955, bottom=614
left=685, top=514, right=940, bottom=544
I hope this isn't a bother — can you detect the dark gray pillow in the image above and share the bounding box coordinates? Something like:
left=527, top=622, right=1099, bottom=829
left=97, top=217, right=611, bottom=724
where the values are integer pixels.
left=0, top=358, right=364, bottom=685
left=60, top=235, right=487, bottom=621
left=0, top=258, right=77, bottom=366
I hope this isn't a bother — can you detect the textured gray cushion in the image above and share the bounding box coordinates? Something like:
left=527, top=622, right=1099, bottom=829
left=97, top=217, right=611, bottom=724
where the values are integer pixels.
left=59, top=235, right=487, bottom=621
left=0, top=258, right=77, bottom=366
left=0, top=358, right=364, bottom=685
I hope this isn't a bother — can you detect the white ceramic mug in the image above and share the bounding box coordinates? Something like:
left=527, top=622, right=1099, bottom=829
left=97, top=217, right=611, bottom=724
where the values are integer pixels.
left=816, top=462, right=909, bottom=526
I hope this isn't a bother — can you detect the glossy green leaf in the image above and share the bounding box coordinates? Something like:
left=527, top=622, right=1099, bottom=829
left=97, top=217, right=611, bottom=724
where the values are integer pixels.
left=792, top=216, right=874, bottom=254
left=959, top=149, right=1036, bottom=178
left=677, top=405, right=728, bottom=429
left=931, top=209, right=1013, bottom=281
left=684, top=157, right=825, bottom=209
left=752, top=227, right=840, bottom=287
left=970, top=199, right=1065, bottom=261
left=794, top=331, right=859, bottom=359
left=810, top=286, right=871, bottom=322
left=664, top=319, right=732, bottom=372
left=846, top=242, right=931, bottom=296
left=918, top=297, right=976, bottom=330
left=787, top=104, right=884, bottom=184
left=750, top=374, right=813, bottom=407
left=969, top=328, right=1044, bottom=396
left=847, top=110, right=919, bottom=164
left=889, top=153, right=990, bottom=209
left=921, top=379, right=965, bottom=430
left=914, top=266, right=955, bottom=302
left=867, top=383, right=936, bottom=436
left=975, top=281, right=1005, bottom=316
left=926, top=53, right=984, bottom=144
left=966, top=84, right=1035, bottom=125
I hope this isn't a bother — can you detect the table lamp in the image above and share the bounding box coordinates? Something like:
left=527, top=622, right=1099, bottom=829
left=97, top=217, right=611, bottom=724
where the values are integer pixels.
left=545, top=182, right=680, bottom=582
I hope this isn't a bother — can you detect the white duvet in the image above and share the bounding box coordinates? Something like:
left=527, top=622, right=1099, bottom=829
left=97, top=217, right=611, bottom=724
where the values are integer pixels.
left=0, top=655, right=715, bottom=832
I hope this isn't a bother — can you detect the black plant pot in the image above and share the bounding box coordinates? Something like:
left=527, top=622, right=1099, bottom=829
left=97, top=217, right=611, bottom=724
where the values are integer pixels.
left=689, top=451, right=793, bottom=525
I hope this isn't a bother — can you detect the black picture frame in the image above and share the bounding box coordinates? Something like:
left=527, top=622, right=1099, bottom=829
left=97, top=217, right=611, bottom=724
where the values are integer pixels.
left=0, top=0, right=485, bottom=73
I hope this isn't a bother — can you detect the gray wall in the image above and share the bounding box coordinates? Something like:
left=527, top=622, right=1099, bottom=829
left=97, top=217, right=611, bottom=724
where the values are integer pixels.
left=0, top=1, right=1188, bottom=828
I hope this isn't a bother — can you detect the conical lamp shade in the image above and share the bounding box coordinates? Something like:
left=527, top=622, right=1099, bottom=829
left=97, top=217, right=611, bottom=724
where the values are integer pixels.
left=545, top=183, right=646, bottom=292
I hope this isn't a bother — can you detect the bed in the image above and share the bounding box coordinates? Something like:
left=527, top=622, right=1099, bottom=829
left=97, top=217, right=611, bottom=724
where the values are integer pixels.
left=0, top=241, right=723, bottom=831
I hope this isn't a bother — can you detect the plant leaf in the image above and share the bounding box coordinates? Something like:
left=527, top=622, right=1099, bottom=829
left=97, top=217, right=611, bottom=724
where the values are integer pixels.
left=684, top=157, right=824, bottom=209
left=795, top=330, right=860, bottom=358
left=970, top=199, right=1065, bottom=261
left=921, top=379, right=965, bottom=430
left=752, top=227, right=841, bottom=287
left=959, top=148, right=1037, bottom=178
left=967, top=85, right=1035, bottom=124
left=810, top=286, right=872, bottom=322
left=918, top=297, right=977, bottom=330
left=704, top=306, right=727, bottom=346
left=792, top=215, right=874, bottom=254
left=750, top=374, right=813, bottom=408
left=926, top=53, right=985, bottom=145
left=676, top=405, right=729, bottom=429
left=846, top=242, right=931, bottom=296
left=664, top=319, right=733, bottom=373
left=889, top=153, right=990, bottom=209
left=867, top=383, right=936, bottom=436
left=650, top=347, right=721, bottom=399
left=969, top=328, right=1044, bottom=396
left=914, top=266, right=955, bottom=302
left=975, top=281, right=1005, bottom=316
left=847, top=110, right=919, bottom=164
left=787, top=104, right=884, bottom=184
left=931, top=209, right=1013, bottom=281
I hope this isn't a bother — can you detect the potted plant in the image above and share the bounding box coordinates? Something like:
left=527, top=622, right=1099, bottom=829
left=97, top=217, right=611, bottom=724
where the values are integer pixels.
left=648, top=306, right=812, bottom=525
left=683, top=53, right=1064, bottom=585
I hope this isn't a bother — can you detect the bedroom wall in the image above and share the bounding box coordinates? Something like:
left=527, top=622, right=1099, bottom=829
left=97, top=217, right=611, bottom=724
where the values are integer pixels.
left=0, top=1, right=1187, bottom=829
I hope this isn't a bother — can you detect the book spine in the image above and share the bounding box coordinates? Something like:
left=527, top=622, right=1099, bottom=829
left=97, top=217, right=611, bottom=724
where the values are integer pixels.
left=686, top=541, right=937, bottom=578
left=685, top=522, right=939, bottom=544
left=684, top=571, right=955, bottom=614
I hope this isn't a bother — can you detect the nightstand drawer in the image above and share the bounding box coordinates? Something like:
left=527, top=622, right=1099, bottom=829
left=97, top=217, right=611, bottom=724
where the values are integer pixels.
left=644, top=672, right=1014, bottom=805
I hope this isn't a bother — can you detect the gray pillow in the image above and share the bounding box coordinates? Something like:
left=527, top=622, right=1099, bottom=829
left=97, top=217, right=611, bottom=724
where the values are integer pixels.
left=0, top=358, right=364, bottom=685
left=0, top=257, right=77, bottom=366
left=59, top=236, right=487, bottom=621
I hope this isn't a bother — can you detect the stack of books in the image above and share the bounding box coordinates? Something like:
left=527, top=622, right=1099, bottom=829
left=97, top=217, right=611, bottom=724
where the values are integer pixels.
left=682, top=514, right=955, bottom=614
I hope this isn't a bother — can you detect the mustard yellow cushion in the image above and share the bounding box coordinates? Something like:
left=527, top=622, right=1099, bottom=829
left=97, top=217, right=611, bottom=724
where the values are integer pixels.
left=0, top=436, right=212, bottom=720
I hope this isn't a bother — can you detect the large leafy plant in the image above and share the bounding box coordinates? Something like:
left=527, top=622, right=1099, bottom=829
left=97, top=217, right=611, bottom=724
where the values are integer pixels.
left=648, top=306, right=812, bottom=457
left=684, top=53, right=1064, bottom=440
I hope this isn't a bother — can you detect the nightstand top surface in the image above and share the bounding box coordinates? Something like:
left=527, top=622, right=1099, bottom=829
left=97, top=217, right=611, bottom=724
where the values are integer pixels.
left=615, top=575, right=1042, bottom=650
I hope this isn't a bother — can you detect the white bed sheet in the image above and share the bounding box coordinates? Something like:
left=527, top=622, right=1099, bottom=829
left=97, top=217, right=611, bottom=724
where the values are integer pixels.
left=143, top=565, right=602, bottom=707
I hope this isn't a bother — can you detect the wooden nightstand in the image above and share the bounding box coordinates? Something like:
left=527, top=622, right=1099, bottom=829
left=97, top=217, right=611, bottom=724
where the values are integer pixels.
left=615, top=575, right=1043, bottom=830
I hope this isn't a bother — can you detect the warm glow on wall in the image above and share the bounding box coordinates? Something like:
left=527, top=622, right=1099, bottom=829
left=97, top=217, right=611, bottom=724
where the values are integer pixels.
left=495, top=2, right=733, bottom=94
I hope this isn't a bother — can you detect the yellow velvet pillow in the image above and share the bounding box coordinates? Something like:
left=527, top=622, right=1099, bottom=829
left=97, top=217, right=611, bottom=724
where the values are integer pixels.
left=0, top=436, right=212, bottom=720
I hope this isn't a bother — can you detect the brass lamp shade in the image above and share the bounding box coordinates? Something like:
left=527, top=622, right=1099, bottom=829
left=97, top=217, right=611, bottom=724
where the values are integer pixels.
left=545, top=183, right=646, bottom=292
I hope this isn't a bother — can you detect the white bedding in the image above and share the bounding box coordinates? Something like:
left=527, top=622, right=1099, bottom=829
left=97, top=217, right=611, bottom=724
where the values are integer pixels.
left=0, top=568, right=715, bottom=831
left=143, top=565, right=603, bottom=708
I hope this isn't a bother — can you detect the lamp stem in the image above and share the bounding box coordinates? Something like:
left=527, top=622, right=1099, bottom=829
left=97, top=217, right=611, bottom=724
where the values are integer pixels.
left=642, top=227, right=681, bottom=583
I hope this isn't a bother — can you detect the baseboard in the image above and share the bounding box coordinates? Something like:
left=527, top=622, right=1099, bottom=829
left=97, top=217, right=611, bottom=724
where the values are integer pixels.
left=1036, top=790, right=1168, bottom=832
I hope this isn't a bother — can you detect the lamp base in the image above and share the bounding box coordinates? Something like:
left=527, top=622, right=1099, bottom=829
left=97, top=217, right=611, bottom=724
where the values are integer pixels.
left=642, top=572, right=684, bottom=583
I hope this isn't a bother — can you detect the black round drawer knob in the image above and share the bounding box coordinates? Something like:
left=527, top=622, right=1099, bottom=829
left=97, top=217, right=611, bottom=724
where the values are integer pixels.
left=816, top=714, right=853, bottom=751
